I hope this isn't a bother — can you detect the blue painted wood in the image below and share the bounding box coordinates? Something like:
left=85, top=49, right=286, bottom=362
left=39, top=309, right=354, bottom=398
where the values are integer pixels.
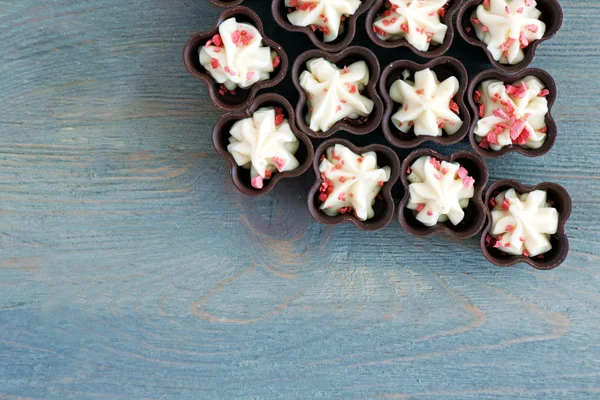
left=1, top=0, right=599, bottom=399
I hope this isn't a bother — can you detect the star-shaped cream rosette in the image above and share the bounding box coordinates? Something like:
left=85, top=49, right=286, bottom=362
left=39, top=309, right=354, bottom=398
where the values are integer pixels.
left=200, top=18, right=278, bottom=91
left=407, top=156, right=474, bottom=227
left=475, top=76, right=548, bottom=150
left=389, top=68, right=462, bottom=137
left=490, top=189, right=558, bottom=257
left=471, top=0, right=546, bottom=65
left=285, top=0, right=362, bottom=42
left=228, top=107, right=300, bottom=189
left=373, top=0, right=449, bottom=51
left=319, top=145, right=391, bottom=221
left=300, top=58, right=374, bottom=132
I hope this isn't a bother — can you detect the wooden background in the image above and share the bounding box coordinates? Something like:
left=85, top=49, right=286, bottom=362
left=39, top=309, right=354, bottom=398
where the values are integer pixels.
left=1, top=0, right=599, bottom=398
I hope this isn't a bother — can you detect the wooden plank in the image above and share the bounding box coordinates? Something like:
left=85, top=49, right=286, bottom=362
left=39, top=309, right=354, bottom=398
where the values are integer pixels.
left=0, top=0, right=599, bottom=398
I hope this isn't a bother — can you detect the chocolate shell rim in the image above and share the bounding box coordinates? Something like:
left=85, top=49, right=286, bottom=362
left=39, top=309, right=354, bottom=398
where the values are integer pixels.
left=291, top=46, right=384, bottom=139
left=271, top=0, right=375, bottom=53
left=212, top=93, right=315, bottom=196
left=379, top=56, right=471, bottom=149
left=466, top=68, right=557, bottom=158
left=365, top=0, right=460, bottom=58
left=209, top=0, right=244, bottom=8
left=307, top=138, right=401, bottom=231
left=398, top=148, right=489, bottom=238
left=183, top=6, right=289, bottom=112
left=480, top=179, right=572, bottom=270
left=456, top=0, right=563, bottom=73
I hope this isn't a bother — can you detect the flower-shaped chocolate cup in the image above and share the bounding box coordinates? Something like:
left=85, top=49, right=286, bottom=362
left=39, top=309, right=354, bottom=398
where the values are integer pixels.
left=272, top=0, right=375, bottom=53
left=292, top=46, right=384, bottom=139
left=481, top=180, right=572, bottom=270
left=308, top=138, right=400, bottom=231
left=209, top=0, right=244, bottom=8
left=183, top=7, right=289, bottom=112
left=467, top=68, right=557, bottom=158
left=398, top=149, right=488, bottom=238
left=457, top=0, right=563, bottom=73
left=366, top=0, right=459, bottom=58
left=212, top=93, right=314, bottom=196
left=380, top=57, right=471, bottom=149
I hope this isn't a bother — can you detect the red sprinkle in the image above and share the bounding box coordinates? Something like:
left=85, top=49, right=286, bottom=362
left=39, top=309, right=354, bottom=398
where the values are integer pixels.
left=274, top=113, right=285, bottom=127
left=251, top=176, right=264, bottom=189
left=272, top=156, right=286, bottom=171
left=449, top=99, right=460, bottom=114
left=523, top=250, right=530, bottom=257
left=502, top=198, right=510, bottom=211
left=463, top=176, right=475, bottom=189
left=417, top=203, right=425, bottom=212
left=273, top=56, right=281, bottom=68
left=502, top=38, right=516, bottom=52
left=429, top=157, right=441, bottom=170
left=212, top=34, right=223, bottom=47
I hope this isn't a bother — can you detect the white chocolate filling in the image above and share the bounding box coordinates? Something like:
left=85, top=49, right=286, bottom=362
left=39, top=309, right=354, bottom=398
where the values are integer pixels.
left=373, top=0, right=449, bottom=51
left=406, top=156, right=475, bottom=227
left=489, top=188, right=558, bottom=257
left=474, top=76, right=548, bottom=150
left=318, top=144, right=391, bottom=221
left=285, top=0, right=362, bottom=43
left=199, top=18, right=279, bottom=91
left=300, top=58, right=374, bottom=132
left=389, top=68, right=463, bottom=137
left=470, top=0, right=546, bottom=65
left=228, top=107, right=300, bottom=189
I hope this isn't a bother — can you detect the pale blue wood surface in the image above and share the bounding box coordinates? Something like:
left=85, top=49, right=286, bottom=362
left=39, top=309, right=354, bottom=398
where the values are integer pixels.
left=1, top=0, right=599, bottom=399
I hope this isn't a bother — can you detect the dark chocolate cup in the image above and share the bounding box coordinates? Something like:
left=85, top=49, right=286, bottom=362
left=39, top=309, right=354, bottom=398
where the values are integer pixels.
left=292, top=46, right=384, bottom=139
left=481, top=180, right=572, bottom=270
left=398, top=149, right=488, bottom=239
left=467, top=68, right=557, bottom=158
left=380, top=57, right=470, bottom=149
left=366, top=0, right=459, bottom=58
left=212, top=93, right=314, bottom=196
left=457, top=0, right=563, bottom=73
left=183, top=7, right=289, bottom=112
left=272, top=0, right=374, bottom=53
left=209, top=0, right=244, bottom=8
left=308, top=138, right=400, bottom=231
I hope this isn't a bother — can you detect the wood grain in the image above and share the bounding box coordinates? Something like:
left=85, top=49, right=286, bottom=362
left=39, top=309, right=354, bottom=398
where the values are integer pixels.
left=1, top=0, right=599, bottom=399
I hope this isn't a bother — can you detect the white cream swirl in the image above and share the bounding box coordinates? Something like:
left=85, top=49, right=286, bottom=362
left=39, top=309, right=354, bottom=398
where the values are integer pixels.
left=489, top=188, right=558, bottom=257
left=300, top=58, right=374, bottom=132
left=228, top=107, right=300, bottom=189
left=389, top=68, right=462, bottom=137
left=199, top=18, right=279, bottom=91
left=285, top=0, right=362, bottom=42
left=373, top=0, right=449, bottom=51
left=471, top=0, right=546, bottom=65
left=318, top=144, right=391, bottom=221
left=406, top=156, right=475, bottom=227
left=474, top=76, right=548, bottom=150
